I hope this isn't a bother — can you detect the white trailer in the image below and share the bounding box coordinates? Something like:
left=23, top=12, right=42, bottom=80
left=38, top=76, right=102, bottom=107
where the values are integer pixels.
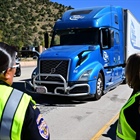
left=125, top=9, right=140, bottom=60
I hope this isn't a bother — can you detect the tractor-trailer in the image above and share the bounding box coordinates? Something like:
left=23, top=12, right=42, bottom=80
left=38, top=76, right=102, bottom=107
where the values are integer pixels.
left=26, top=5, right=140, bottom=100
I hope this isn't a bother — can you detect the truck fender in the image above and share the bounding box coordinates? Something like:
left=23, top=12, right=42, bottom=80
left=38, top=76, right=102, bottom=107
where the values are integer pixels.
left=89, top=62, right=104, bottom=81
left=88, top=63, right=105, bottom=100
left=31, top=67, right=38, bottom=79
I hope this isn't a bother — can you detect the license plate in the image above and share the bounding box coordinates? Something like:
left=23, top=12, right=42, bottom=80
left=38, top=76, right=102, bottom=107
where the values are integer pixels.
left=36, top=86, right=47, bottom=94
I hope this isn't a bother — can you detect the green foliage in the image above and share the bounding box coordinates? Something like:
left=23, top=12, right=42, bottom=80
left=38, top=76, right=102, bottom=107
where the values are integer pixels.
left=0, top=30, right=3, bottom=42
left=0, top=0, right=73, bottom=49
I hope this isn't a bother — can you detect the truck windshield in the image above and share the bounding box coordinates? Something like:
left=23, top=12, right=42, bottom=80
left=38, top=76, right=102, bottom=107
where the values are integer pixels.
left=51, top=28, right=99, bottom=46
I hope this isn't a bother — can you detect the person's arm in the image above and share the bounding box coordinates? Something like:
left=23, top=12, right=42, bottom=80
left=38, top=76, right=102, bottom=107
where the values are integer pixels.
left=21, top=101, right=50, bottom=140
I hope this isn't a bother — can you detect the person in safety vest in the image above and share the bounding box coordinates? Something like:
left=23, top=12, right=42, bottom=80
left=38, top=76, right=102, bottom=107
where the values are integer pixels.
left=116, top=53, right=140, bottom=140
left=0, top=42, right=50, bottom=140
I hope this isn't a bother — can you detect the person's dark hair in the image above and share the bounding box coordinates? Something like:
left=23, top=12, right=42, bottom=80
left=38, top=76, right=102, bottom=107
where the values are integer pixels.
left=0, top=42, right=17, bottom=73
left=125, top=53, right=140, bottom=90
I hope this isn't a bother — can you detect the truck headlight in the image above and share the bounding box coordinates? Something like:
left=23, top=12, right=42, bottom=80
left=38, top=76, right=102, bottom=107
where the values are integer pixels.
left=78, top=70, right=92, bottom=81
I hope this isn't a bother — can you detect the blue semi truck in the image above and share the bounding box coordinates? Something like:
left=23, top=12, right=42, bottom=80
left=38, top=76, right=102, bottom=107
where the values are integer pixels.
left=26, top=5, right=140, bottom=100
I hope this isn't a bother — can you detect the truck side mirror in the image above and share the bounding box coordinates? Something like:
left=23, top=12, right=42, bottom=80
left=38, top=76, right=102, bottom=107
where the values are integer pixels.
left=44, top=32, right=49, bottom=49
left=108, top=29, right=114, bottom=47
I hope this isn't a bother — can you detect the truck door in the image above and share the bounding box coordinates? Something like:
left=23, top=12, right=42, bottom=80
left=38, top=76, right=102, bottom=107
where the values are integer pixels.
left=101, top=29, right=122, bottom=85
left=102, top=30, right=121, bottom=67
left=112, top=31, right=124, bottom=81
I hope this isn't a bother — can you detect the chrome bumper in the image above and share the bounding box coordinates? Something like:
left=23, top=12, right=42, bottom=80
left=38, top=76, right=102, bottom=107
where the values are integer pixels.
left=25, top=73, right=90, bottom=97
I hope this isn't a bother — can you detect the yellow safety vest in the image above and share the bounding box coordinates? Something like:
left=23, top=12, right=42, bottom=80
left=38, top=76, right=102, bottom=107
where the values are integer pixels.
left=116, top=92, right=140, bottom=140
left=0, top=85, right=35, bottom=140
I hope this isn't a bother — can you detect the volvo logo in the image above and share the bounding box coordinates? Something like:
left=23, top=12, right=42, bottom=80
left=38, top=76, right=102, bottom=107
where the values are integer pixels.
left=45, top=61, right=63, bottom=79
left=51, top=68, right=56, bottom=73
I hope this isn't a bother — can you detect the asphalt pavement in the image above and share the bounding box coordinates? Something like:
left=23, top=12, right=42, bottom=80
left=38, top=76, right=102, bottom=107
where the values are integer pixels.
left=19, top=59, right=124, bottom=140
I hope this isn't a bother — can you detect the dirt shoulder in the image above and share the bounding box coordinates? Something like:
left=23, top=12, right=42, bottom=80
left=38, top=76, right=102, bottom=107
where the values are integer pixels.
left=20, top=58, right=37, bottom=67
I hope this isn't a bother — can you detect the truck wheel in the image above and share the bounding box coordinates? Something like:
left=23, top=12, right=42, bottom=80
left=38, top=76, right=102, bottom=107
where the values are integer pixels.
left=122, top=78, right=127, bottom=84
left=15, top=65, right=21, bottom=77
left=95, top=73, right=103, bottom=100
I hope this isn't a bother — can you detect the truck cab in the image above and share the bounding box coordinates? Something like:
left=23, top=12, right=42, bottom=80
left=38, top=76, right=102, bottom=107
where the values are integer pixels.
left=28, top=6, right=126, bottom=100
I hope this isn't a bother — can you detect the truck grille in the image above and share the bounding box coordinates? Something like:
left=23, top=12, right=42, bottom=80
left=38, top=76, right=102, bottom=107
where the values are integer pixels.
left=39, top=60, right=69, bottom=82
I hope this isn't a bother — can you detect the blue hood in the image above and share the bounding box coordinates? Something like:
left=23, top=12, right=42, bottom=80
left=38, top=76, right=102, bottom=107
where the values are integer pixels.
left=40, top=45, right=95, bottom=58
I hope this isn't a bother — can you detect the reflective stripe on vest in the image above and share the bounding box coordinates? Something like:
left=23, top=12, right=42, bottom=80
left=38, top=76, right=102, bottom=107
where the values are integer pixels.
left=0, top=88, right=23, bottom=139
left=117, top=118, right=123, bottom=136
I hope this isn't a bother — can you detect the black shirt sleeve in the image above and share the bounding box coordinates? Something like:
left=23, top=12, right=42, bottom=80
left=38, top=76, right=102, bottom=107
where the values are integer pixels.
left=21, top=101, right=50, bottom=140
left=136, top=97, right=140, bottom=140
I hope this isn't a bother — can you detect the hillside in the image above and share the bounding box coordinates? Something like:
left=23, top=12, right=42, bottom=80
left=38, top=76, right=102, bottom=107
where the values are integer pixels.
left=0, top=0, right=73, bottom=50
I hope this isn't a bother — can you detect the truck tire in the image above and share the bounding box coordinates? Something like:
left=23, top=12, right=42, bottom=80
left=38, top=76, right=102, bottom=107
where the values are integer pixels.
left=95, top=73, right=103, bottom=100
left=122, top=78, right=127, bottom=84
left=15, top=64, right=21, bottom=77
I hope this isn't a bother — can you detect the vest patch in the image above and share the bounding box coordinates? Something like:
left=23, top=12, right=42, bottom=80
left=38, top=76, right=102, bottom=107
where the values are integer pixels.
left=36, top=114, right=49, bottom=139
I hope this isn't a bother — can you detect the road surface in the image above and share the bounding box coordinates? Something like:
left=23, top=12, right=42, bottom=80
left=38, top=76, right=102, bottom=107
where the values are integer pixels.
left=13, top=66, right=132, bottom=140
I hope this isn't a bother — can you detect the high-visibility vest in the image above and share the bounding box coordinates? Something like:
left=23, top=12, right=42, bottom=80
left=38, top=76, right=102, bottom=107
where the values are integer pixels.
left=0, top=85, right=35, bottom=140
left=116, top=92, right=140, bottom=140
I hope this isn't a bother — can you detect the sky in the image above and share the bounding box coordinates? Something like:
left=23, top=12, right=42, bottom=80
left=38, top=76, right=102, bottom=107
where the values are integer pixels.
left=50, top=0, right=140, bottom=22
